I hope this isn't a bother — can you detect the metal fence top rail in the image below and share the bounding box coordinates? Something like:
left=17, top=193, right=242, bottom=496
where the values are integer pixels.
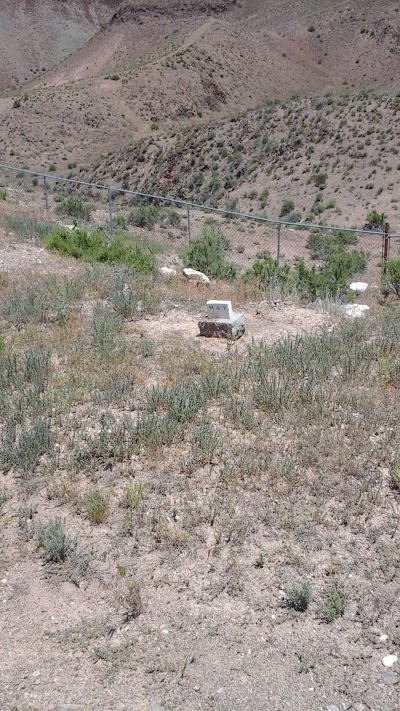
left=1, top=160, right=399, bottom=238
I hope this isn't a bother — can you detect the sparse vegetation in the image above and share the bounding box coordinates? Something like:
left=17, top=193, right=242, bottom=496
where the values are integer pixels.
left=285, top=579, right=312, bottom=612
left=44, top=227, right=155, bottom=273
left=55, top=196, right=92, bottom=221
left=319, top=583, right=347, bottom=622
left=36, top=517, right=69, bottom=563
left=182, top=218, right=237, bottom=280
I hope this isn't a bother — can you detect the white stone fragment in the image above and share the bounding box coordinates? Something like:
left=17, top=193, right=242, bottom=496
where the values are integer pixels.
left=349, top=282, right=368, bottom=292
left=159, top=267, right=177, bottom=278
left=382, top=654, right=398, bottom=668
left=342, top=304, right=370, bottom=318
left=183, top=268, right=210, bottom=284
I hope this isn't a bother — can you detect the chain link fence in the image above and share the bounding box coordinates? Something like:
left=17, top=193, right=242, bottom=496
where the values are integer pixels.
left=0, top=162, right=398, bottom=285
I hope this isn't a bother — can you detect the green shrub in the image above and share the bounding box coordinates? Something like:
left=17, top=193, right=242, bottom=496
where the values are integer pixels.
left=384, top=258, right=400, bottom=297
left=295, top=248, right=368, bottom=300
left=128, top=205, right=181, bottom=230
left=285, top=579, right=311, bottom=612
left=242, top=250, right=291, bottom=289
left=182, top=218, right=237, bottom=280
left=306, top=230, right=358, bottom=260
left=280, top=199, right=295, bottom=217
left=55, top=196, right=91, bottom=221
left=0, top=188, right=6, bottom=201
left=286, top=210, right=302, bottom=223
left=84, top=489, right=109, bottom=524
left=314, top=172, right=327, bottom=188
left=319, top=583, right=347, bottom=622
left=36, top=517, right=68, bottom=563
left=44, top=227, right=154, bottom=273
left=365, top=209, right=386, bottom=230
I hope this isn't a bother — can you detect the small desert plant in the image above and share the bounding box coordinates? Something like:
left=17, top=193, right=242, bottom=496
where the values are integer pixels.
left=140, top=337, right=155, bottom=358
left=280, top=198, right=295, bottom=217
left=365, top=209, right=386, bottom=230
left=55, top=196, right=91, bottom=221
left=306, top=230, right=358, bottom=260
left=319, top=582, right=347, bottom=622
left=242, top=250, right=291, bottom=291
left=125, top=481, right=144, bottom=510
left=285, top=579, right=312, bottom=612
left=84, top=489, right=109, bottom=524
left=36, top=517, right=69, bottom=562
left=91, top=305, right=122, bottom=357
left=0, top=188, right=6, bottom=201
left=384, top=258, right=400, bottom=297
left=391, top=459, right=400, bottom=490
left=120, top=578, right=143, bottom=620
left=182, top=218, right=237, bottom=280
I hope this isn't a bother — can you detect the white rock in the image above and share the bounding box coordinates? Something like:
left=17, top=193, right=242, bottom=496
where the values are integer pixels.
left=63, top=224, right=76, bottom=231
left=183, top=268, right=210, bottom=284
left=349, top=282, right=368, bottom=292
left=382, top=654, right=398, bottom=668
left=159, top=267, right=177, bottom=278
left=380, top=634, right=388, bottom=642
left=342, top=304, right=370, bottom=318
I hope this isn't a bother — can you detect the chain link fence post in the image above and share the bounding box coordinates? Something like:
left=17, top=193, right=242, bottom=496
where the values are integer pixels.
left=108, top=187, right=113, bottom=239
left=276, top=222, right=281, bottom=265
left=43, top=175, right=49, bottom=213
left=187, top=204, right=192, bottom=243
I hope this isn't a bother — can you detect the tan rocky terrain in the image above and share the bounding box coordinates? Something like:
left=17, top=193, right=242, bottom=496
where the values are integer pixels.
left=1, top=0, right=400, bottom=184
left=0, top=2, right=400, bottom=710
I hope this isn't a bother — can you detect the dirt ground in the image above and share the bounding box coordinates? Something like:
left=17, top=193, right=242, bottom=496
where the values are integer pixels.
left=1, top=221, right=399, bottom=711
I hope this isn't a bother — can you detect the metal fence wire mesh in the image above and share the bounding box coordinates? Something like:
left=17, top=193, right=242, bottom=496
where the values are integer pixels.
left=0, top=162, right=398, bottom=285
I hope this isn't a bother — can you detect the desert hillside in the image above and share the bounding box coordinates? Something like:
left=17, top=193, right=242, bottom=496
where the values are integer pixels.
left=0, top=0, right=121, bottom=91
left=0, top=0, right=400, bottom=184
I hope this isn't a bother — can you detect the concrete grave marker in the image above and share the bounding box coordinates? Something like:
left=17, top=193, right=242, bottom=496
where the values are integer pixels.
left=207, top=300, right=234, bottom=321
left=198, top=300, right=245, bottom=340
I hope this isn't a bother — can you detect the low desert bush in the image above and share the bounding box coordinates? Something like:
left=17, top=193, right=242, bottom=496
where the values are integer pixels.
left=36, top=517, right=69, bottom=562
left=55, top=196, right=91, bottom=221
left=364, top=208, right=386, bottom=230
left=285, top=579, right=312, bottom=612
left=280, top=198, right=295, bottom=217
left=242, top=250, right=291, bottom=290
left=128, top=205, right=181, bottom=230
left=319, top=583, right=347, bottom=622
left=306, top=230, right=358, bottom=260
left=84, top=489, right=109, bottom=524
left=44, top=227, right=155, bottom=273
left=182, top=218, right=237, bottom=280
left=383, top=257, right=400, bottom=297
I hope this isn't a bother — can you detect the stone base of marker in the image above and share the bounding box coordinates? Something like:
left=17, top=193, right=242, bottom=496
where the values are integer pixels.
left=198, top=315, right=245, bottom=340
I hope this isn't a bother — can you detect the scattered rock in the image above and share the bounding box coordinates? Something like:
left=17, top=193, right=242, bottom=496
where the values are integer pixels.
left=198, top=315, right=245, bottom=340
left=159, top=267, right=177, bottom=278
left=342, top=304, right=370, bottom=318
left=380, top=634, right=388, bottom=642
left=349, top=282, right=368, bottom=292
left=382, top=654, right=398, bottom=668
left=326, top=705, right=340, bottom=711
left=183, top=267, right=210, bottom=284
left=380, top=671, right=399, bottom=685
